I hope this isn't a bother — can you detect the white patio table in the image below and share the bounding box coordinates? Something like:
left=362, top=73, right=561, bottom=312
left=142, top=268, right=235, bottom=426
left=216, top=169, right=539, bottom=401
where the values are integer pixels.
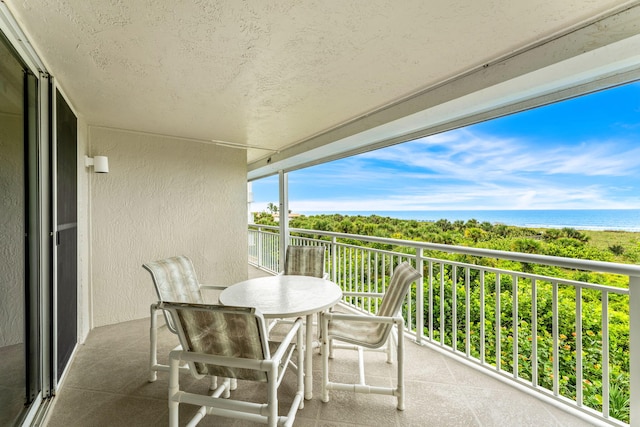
left=219, top=275, right=342, bottom=399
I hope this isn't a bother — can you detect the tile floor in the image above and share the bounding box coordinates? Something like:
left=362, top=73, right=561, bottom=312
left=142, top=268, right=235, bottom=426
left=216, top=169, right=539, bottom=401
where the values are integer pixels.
left=43, top=267, right=596, bottom=427
left=0, top=343, right=24, bottom=426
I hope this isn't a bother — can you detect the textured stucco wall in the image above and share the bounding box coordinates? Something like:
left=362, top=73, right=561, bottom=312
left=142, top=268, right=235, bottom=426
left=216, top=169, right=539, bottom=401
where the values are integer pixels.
left=88, top=127, right=248, bottom=327
left=0, top=112, right=24, bottom=346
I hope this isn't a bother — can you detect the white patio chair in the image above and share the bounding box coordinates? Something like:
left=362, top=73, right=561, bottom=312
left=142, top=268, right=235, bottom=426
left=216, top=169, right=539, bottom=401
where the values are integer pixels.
left=320, top=261, right=422, bottom=410
left=273, top=245, right=329, bottom=341
left=282, top=245, right=328, bottom=279
left=143, top=255, right=227, bottom=382
left=163, top=302, right=304, bottom=427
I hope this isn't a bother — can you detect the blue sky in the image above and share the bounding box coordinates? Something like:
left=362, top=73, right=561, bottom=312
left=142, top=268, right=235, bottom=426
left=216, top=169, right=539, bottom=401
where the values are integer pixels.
left=251, top=81, right=640, bottom=213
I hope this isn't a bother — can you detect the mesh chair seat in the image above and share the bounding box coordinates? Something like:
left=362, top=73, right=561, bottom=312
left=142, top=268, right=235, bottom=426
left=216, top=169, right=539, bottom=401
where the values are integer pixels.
left=326, top=319, right=389, bottom=349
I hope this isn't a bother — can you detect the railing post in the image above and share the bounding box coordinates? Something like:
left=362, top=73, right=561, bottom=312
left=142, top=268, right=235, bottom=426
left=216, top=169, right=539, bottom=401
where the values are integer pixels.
left=278, top=171, right=289, bottom=272
left=630, top=274, right=640, bottom=427
left=415, top=248, right=424, bottom=345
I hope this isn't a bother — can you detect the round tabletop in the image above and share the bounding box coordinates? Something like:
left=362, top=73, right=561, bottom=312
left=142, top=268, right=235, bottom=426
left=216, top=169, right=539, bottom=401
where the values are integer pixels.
left=219, top=275, right=342, bottom=318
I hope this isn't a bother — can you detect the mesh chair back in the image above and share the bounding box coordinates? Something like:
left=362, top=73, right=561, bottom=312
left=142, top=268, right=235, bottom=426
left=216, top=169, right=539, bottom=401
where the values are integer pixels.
left=284, top=245, right=325, bottom=277
left=378, top=262, right=422, bottom=318
left=143, top=256, right=204, bottom=332
left=165, top=303, right=270, bottom=382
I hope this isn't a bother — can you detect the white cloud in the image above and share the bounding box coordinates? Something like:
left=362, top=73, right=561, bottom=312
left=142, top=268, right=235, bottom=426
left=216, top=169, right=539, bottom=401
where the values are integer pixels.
left=289, top=180, right=635, bottom=212
left=543, top=142, right=640, bottom=176
left=256, top=126, right=640, bottom=211
left=362, top=130, right=640, bottom=179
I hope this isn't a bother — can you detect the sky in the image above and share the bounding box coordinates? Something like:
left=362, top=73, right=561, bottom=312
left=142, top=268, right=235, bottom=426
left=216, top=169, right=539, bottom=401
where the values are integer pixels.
left=251, top=81, right=640, bottom=213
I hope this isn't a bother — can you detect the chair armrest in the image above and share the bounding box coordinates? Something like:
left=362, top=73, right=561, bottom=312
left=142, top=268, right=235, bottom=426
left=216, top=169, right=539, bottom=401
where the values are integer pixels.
left=199, top=284, right=228, bottom=291
left=279, top=272, right=329, bottom=279
left=271, top=317, right=303, bottom=361
left=171, top=349, right=264, bottom=371
left=341, top=291, right=384, bottom=298
left=322, top=312, right=403, bottom=325
left=152, top=301, right=178, bottom=334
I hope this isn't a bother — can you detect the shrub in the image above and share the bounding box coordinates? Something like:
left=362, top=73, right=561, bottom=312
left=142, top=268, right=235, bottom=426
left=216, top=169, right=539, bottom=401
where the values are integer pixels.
left=609, top=244, right=625, bottom=255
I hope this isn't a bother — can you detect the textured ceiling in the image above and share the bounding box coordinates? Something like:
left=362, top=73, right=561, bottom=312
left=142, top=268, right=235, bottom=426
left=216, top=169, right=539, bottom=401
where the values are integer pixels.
left=4, top=0, right=637, bottom=165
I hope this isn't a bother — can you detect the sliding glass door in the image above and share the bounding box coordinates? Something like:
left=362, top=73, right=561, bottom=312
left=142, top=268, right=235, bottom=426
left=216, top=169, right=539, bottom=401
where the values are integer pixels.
left=0, top=32, right=34, bottom=426
left=0, top=29, right=51, bottom=426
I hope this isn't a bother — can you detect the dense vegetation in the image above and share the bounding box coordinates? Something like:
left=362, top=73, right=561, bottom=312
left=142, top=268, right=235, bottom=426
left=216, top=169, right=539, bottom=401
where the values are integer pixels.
left=254, top=212, right=638, bottom=422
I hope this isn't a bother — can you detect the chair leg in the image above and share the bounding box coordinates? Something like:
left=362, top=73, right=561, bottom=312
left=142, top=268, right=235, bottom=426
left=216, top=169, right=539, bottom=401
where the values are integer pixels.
left=329, top=336, right=335, bottom=359
left=297, top=324, right=305, bottom=409
left=321, top=316, right=330, bottom=403
left=268, top=363, right=278, bottom=427
left=168, top=356, right=180, bottom=427
left=223, top=378, right=231, bottom=399
left=396, top=323, right=405, bottom=411
left=209, top=376, right=217, bottom=390
left=316, top=312, right=322, bottom=355
left=149, top=305, right=158, bottom=382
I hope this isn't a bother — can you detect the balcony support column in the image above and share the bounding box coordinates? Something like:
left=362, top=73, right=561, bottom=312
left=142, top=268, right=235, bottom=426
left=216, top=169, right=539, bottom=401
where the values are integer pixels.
left=415, top=248, right=424, bottom=345
left=278, top=171, right=289, bottom=272
left=257, top=226, right=263, bottom=269
left=331, top=236, right=337, bottom=282
left=631, top=274, right=640, bottom=427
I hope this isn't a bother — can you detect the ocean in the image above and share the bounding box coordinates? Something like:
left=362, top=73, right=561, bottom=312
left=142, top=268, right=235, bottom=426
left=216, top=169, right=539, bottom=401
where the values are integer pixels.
left=298, top=209, right=640, bottom=232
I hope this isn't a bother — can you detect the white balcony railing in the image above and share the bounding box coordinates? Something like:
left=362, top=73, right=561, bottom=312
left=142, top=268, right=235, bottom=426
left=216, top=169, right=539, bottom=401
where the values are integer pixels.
left=248, top=224, right=640, bottom=426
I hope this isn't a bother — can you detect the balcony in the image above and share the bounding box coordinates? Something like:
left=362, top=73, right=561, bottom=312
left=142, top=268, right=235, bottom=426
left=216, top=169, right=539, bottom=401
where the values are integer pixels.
left=44, top=263, right=591, bottom=427
left=247, top=224, right=640, bottom=426
left=3, top=3, right=640, bottom=425
left=39, top=223, right=638, bottom=426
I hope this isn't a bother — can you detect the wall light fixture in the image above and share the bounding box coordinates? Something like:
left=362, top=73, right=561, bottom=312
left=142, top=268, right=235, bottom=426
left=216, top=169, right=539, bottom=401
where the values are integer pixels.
left=84, top=155, right=109, bottom=173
